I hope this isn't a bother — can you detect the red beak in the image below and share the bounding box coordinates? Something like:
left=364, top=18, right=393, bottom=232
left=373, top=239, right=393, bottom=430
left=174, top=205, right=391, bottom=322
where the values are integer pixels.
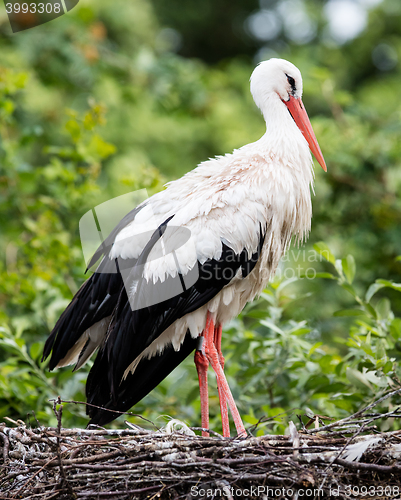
left=284, top=96, right=327, bottom=172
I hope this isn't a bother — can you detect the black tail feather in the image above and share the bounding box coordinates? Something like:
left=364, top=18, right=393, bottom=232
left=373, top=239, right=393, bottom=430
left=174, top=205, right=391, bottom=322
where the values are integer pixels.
left=86, top=331, right=198, bottom=426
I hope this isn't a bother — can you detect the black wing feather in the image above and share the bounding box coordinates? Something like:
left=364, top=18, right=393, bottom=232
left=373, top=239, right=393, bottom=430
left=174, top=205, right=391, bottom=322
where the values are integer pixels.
left=42, top=204, right=150, bottom=370
left=87, top=226, right=266, bottom=418
left=43, top=203, right=266, bottom=425
left=42, top=270, right=124, bottom=370
left=87, top=331, right=198, bottom=426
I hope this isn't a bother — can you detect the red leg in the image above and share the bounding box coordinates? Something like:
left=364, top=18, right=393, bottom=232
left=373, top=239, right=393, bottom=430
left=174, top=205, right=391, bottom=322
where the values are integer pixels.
left=214, top=325, right=225, bottom=369
left=204, top=312, right=246, bottom=438
left=194, top=334, right=209, bottom=437
left=214, top=325, right=230, bottom=437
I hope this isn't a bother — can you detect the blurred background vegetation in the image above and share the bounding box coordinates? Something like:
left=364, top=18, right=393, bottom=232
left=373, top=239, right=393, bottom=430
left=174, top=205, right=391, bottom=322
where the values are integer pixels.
left=1, top=0, right=401, bottom=434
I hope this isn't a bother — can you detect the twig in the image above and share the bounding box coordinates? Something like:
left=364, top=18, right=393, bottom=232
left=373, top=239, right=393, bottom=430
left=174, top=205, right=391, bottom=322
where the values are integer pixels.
left=0, top=430, right=9, bottom=464
left=307, top=388, right=401, bottom=434
left=11, top=459, right=58, bottom=498
left=53, top=396, right=77, bottom=499
left=333, top=457, right=401, bottom=473
left=75, top=486, right=165, bottom=497
left=49, top=398, right=160, bottom=431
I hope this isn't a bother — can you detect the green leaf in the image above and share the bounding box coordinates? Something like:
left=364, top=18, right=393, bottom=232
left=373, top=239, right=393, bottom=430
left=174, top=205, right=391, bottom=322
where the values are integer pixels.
left=314, top=272, right=335, bottom=279
left=375, top=339, right=386, bottom=360
left=331, top=399, right=354, bottom=411
left=29, top=342, right=42, bottom=360
left=313, top=242, right=335, bottom=264
left=366, top=282, right=386, bottom=302
left=354, top=320, right=381, bottom=335
left=289, top=327, right=311, bottom=336
left=260, top=292, right=275, bottom=305
left=363, top=369, right=388, bottom=388
left=342, top=254, right=356, bottom=284
left=346, top=367, right=372, bottom=390
left=308, top=342, right=323, bottom=355
left=65, top=119, right=81, bottom=142
left=376, top=279, right=401, bottom=292
left=376, top=298, right=391, bottom=320
left=304, top=374, right=330, bottom=390
left=260, top=320, right=284, bottom=335
left=333, top=309, right=367, bottom=317
left=364, top=303, right=378, bottom=319
left=365, top=280, right=401, bottom=304
left=341, top=282, right=357, bottom=298
left=390, top=318, right=401, bottom=340
left=276, top=277, right=298, bottom=293
left=334, top=259, right=344, bottom=278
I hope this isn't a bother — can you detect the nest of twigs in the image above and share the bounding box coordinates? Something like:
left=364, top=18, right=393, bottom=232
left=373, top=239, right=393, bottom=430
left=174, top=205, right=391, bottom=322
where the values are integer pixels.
left=1, top=391, right=401, bottom=500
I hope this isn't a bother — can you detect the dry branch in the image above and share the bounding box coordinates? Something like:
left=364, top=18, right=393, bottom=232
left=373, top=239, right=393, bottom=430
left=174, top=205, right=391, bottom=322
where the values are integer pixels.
left=1, top=397, right=401, bottom=499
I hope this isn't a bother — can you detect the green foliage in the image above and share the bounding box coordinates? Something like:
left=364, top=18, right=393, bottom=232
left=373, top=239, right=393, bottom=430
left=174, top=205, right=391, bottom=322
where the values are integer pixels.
left=219, top=246, right=401, bottom=435
left=0, top=68, right=121, bottom=426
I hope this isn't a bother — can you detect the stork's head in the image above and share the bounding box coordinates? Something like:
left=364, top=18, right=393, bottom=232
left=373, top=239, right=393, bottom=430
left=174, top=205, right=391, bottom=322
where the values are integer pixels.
left=250, top=58, right=327, bottom=172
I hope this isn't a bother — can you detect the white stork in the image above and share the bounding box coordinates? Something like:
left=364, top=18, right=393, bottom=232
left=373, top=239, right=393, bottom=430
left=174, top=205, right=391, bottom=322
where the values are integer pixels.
left=42, top=58, right=326, bottom=437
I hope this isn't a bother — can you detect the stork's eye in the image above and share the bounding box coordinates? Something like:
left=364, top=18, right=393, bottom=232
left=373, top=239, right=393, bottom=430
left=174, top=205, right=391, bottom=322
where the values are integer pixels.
left=285, top=73, right=296, bottom=92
